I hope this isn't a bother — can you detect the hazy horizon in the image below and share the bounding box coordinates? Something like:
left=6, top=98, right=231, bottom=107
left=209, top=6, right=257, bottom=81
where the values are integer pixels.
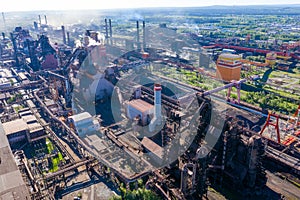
left=1, top=0, right=300, bottom=12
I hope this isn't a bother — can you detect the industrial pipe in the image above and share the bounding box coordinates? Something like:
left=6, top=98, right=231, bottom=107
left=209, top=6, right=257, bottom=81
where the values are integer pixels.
left=136, top=21, right=140, bottom=49
left=143, top=21, right=146, bottom=49
left=61, top=25, right=66, bottom=45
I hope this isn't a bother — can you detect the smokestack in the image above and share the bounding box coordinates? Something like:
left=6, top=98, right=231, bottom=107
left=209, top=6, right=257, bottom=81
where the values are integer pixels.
left=61, top=25, right=66, bottom=45
left=154, top=83, right=162, bottom=119
left=10, top=32, right=19, bottom=67
left=67, top=32, right=70, bottom=46
left=34, top=22, right=38, bottom=31
left=2, top=12, right=6, bottom=27
left=149, top=83, right=162, bottom=132
left=136, top=21, right=140, bottom=49
left=44, top=15, right=47, bottom=25
left=105, top=19, right=108, bottom=39
left=109, top=19, right=112, bottom=44
left=109, top=19, right=112, bottom=38
left=38, top=15, right=41, bottom=25
left=143, top=21, right=146, bottom=50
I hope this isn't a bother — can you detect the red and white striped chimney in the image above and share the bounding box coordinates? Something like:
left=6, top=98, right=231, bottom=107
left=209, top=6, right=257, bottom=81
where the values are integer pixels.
left=149, top=83, right=162, bottom=132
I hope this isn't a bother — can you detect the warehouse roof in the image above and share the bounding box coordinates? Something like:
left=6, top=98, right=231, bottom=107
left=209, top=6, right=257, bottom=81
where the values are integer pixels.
left=0, top=122, right=30, bottom=199
left=68, top=112, right=92, bottom=123
left=22, top=115, right=37, bottom=124
left=27, top=123, right=43, bottom=133
left=2, top=119, right=28, bottom=136
left=141, top=137, right=163, bottom=159
left=128, top=99, right=154, bottom=113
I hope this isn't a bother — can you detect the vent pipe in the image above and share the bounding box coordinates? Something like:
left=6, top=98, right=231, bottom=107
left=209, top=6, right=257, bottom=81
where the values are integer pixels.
left=136, top=21, right=140, bottom=49
left=143, top=21, right=146, bottom=49
left=105, top=19, right=109, bottom=39
left=61, top=25, right=66, bottom=45
left=67, top=32, right=70, bottom=46
left=109, top=19, right=112, bottom=38
left=109, top=19, right=112, bottom=44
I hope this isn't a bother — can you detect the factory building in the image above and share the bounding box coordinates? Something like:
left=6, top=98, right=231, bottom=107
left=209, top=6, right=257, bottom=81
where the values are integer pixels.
left=68, top=112, right=100, bottom=137
left=0, top=122, right=31, bottom=199
left=126, top=84, right=163, bottom=131
left=216, top=53, right=242, bottom=82
left=127, top=99, right=154, bottom=126
left=141, top=137, right=163, bottom=164
left=2, top=108, right=47, bottom=144
left=0, top=77, right=11, bottom=88
left=2, top=119, right=28, bottom=144
left=0, top=68, right=13, bottom=88
left=199, top=52, right=211, bottom=68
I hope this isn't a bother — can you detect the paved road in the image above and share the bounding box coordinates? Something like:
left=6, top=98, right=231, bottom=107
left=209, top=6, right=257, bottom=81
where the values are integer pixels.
left=266, top=170, right=300, bottom=199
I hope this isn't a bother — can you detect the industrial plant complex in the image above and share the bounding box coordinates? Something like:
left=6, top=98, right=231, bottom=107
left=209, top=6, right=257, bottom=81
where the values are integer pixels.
left=0, top=5, right=300, bottom=200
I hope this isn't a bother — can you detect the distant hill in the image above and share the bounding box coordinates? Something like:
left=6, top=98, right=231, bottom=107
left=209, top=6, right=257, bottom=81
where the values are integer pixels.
left=170, top=4, right=300, bottom=15
left=5, top=4, right=300, bottom=16
left=108, top=5, right=300, bottom=16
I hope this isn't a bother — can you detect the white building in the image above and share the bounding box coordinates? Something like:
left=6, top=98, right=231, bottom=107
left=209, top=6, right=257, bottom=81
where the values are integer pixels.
left=68, top=112, right=100, bottom=137
left=127, top=99, right=154, bottom=126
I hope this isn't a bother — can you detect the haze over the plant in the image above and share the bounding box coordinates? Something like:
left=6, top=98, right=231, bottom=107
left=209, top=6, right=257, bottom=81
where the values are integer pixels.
left=1, top=0, right=300, bottom=12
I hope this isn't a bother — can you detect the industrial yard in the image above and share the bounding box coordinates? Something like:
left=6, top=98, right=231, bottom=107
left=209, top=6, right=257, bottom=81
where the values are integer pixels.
left=0, top=3, right=300, bottom=200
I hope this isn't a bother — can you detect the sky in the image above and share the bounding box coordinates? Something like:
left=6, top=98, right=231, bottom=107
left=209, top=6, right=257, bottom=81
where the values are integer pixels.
left=1, top=0, right=300, bottom=12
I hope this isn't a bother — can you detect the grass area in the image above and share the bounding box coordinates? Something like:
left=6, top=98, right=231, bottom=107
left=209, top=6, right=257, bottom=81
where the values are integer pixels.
left=264, top=85, right=300, bottom=100
left=110, top=186, right=161, bottom=200
left=14, top=105, right=24, bottom=113
left=229, top=85, right=298, bottom=114
left=154, top=65, right=299, bottom=114
left=49, top=152, right=64, bottom=173
left=269, top=68, right=300, bottom=79
left=46, top=138, right=65, bottom=173
left=155, top=66, right=223, bottom=91
left=46, top=138, right=55, bottom=154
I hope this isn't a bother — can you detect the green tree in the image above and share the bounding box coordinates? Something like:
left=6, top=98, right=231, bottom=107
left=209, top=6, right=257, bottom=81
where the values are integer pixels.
left=110, top=186, right=161, bottom=200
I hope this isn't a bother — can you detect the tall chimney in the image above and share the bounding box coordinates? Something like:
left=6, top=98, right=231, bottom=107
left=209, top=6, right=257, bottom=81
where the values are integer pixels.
left=67, top=32, right=70, bottom=46
left=34, top=22, right=38, bottom=31
left=10, top=32, right=19, bottom=67
left=44, top=15, right=47, bottom=25
left=109, top=19, right=112, bottom=38
left=61, top=25, right=66, bottom=45
left=149, top=83, right=162, bottom=132
left=38, top=15, right=41, bottom=25
left=2, top=12, right=6, bottom=28
left=136, top=21, right=140, bottom=49
left=105, top=19, right=108, bottom=39
left=154, top=83, right=162, bottom=119
left=109, top=19, right=112, bottom=44
left=143, top=21, right=146, bottom=50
